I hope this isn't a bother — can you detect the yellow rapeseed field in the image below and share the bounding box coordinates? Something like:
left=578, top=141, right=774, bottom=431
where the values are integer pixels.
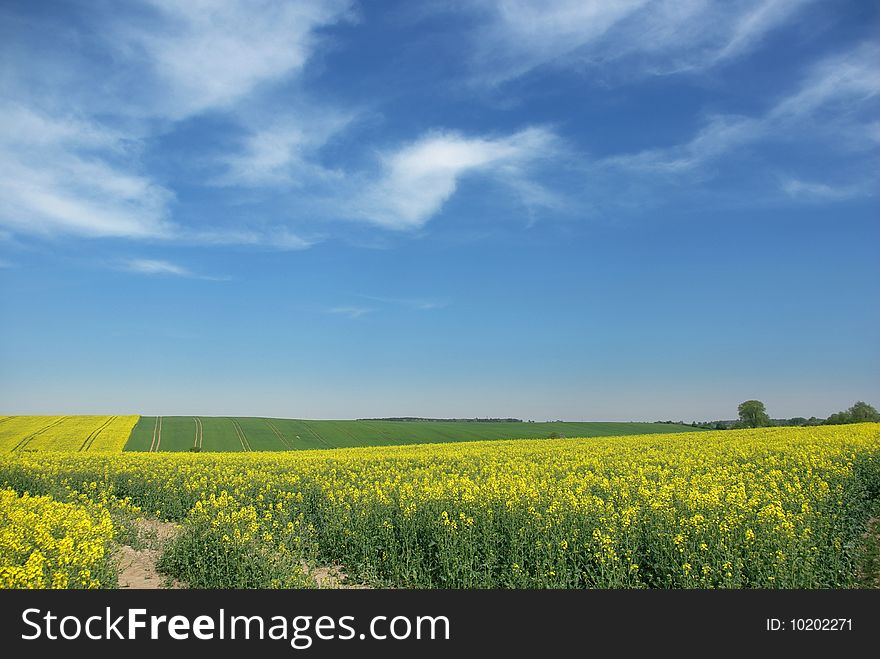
left=0, top=423, right=877, bottom=588
left=0, top=488, right=116, bottom=588
left=0, top=415, right=139, bottom=452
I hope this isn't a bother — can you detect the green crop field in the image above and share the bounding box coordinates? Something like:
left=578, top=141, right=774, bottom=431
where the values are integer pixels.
left=123, top=417, right=704, bottom=452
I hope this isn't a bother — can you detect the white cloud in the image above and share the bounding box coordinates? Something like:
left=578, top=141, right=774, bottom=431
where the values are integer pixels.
left=0, top=105, right=173, bottom=240
left=184, top=226, right=317, bottom=250
left=781, top=178, right=865, bottom=201
left=769, top=43, right=880, bottom=119
left=116, top=0, right=354, bottom=119
left=121, top=257, right=230, bottom=280
left=124, top=258, right=191, bottom=276
left=267, top=227, right=318, bottom=250
left=328, top=306, right=372, bottom=318
left=602, top=44, right=880, bottom=175
left=357, top=295, right=449, bottom=310
left=604, top=116, right=760, bottom=173
left=353, top=127, right=559, bottom=229
left=0, top=103, right=327, bottom=246
left=223, top=127, right=311, bottom=186
left=0, top=1, right=355, bottom=247
left=470, top=0, right=814, bottom=83
left=476, top=0, right=648, bottom=82
left=711, top=0, right=810, bottom=66
left=218, top=112, right=353, bottom=187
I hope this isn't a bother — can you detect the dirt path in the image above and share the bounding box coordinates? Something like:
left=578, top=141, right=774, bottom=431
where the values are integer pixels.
left=307, top=564, right=371, bottom=589
left=193, top=416, right=203, bottom=450
left=113, top=517, right=369, bottom=589
left=114, top=519, right=181, bottom=589
left=149, top=416, right=163, bottom=452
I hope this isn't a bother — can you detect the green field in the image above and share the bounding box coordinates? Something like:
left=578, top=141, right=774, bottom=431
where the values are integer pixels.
left=124, top=417, right=704, bottom=452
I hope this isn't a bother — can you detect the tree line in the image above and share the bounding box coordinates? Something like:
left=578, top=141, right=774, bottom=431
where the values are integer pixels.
left=685, top=400, right=880, bottom=430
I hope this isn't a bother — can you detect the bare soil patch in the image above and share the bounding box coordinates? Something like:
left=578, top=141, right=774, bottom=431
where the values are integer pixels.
left=113, top=518, right=181, bottom=589
left=306, top=563, right=371, bottom=589
left=113, top=518, right=369, bottom=589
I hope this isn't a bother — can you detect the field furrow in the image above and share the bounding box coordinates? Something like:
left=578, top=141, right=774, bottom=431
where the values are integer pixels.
left=0, top=416, right=139, bottom=452
left=193, top=417, right=203, bottom=450
left=10, top=416, right=69, bottom=452
left=265, top=419, right=293, bottom=450
left=230, top=418, right=251, bottom=451
left=79, top=416, right=116, bottom=451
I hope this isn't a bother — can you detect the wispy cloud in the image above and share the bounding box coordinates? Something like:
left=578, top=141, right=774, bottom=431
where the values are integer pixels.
left=357, top=294, right=449, bottom=310
left=602, top=115, right=760, bottom=173
left=121, top=258, right=229, bottom=280
left=352, top=127, right=560, bottom=229
left=709, top=0, right=811, bottom=67
left=0, top=1, right=354, bottom=246
left=328, top=306, right=373, bottom=319
left=769, top=43, right=880, bottom=119
left=601, top=43, right=880, bottom=177
left=781, top=177, right=867, bottom=201
left=0, top=103, right=330, bottom=248
left=467, top=0, right=815, bottom=84
left=124, top=258, right=190, bottom=276
left=110, top=0, right=355, bottom=120
left=217, top=112, right=353, bottom=188
left=183, top=226, right=318, bottom=251
left=0, top=105, right=173, bottom=240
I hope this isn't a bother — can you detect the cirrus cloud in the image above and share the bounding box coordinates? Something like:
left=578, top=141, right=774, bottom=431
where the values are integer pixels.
left=351, top=126, right=561, bottom=229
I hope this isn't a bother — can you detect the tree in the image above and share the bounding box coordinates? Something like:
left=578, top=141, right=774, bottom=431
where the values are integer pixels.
left=825, top=411, right=852, bottom=425
left=848, top=401, right=880, bottom=423
left=738, top=400, right=770, bottom=428
left=824, top=401, right=880, bottom=425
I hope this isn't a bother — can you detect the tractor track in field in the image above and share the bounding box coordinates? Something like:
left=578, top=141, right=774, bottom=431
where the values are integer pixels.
left=229, top=418, right=251, bottom=451
left=149, top=416, right=163, bottom=452
left=331, top=421, right=361, bottom=444
left=300, top=421, right=336, bottom=449
left=10, top=416, right=69, bottom=452
left=265, top=419, right=294, bottom=450
left=192, top=417, right=203, bottom=450
left=80, top=415, right=117, bottom=451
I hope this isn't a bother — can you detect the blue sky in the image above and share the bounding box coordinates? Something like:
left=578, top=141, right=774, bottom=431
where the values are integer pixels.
left=1, top=0, right=877, bottom=420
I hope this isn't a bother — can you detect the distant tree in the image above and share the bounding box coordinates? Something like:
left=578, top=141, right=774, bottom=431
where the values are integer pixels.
left=825, top=402, right=880, bottom=425
left=825, top=411, right=852, bottom=425
left=848, top=401, right=880, bottom=423
left=738, top=400, right=771, bottom=428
